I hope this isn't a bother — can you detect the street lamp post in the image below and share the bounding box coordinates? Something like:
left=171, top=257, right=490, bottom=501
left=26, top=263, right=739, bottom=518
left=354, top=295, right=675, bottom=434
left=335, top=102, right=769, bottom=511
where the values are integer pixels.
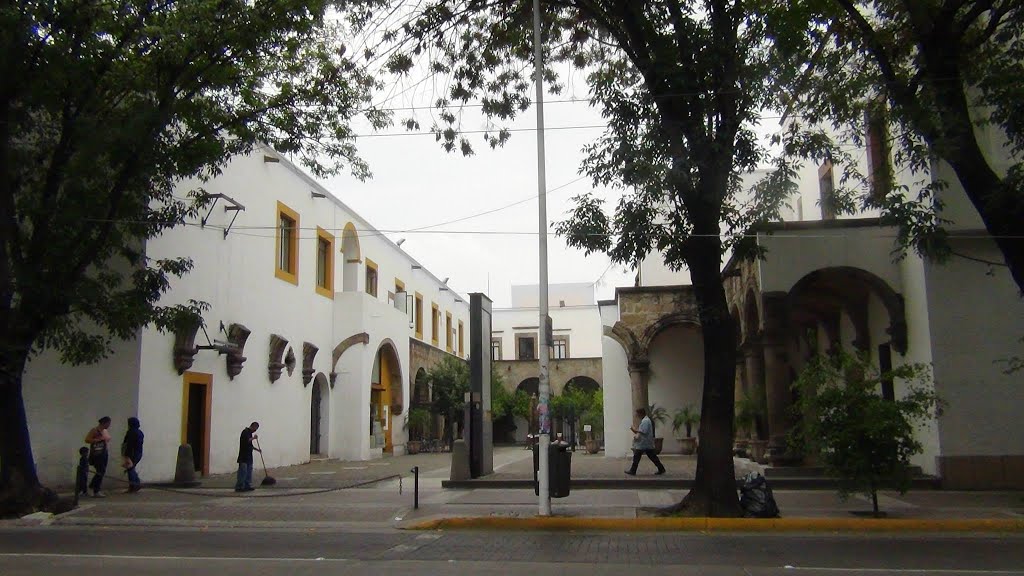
left=532, top=0, right=551, bottom=516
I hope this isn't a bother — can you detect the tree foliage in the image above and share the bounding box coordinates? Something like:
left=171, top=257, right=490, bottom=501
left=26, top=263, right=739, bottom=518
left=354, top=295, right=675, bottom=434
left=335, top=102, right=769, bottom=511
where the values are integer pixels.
left=0, top=0, right=384, bottom=513
left=769, top=0, right=1024, bottom=292
left=427, top=355, right=470, bottom=417
left=791, top=352, right=940, bottom=516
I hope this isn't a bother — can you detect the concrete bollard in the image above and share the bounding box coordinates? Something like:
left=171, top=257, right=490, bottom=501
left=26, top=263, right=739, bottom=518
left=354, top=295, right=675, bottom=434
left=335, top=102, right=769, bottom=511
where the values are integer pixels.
left=449, top=439, right=470, bottom=481
left=173, top=444, right=201, bottom=487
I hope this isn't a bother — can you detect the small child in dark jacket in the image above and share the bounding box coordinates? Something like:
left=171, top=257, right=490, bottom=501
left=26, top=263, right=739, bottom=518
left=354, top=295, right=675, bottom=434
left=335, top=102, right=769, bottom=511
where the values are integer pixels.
left=76, top=446, right=89, bottom=496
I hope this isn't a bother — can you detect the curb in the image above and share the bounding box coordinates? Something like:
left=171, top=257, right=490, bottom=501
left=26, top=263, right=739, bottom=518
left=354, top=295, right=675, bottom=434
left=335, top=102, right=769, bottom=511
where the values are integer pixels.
left=440, top=478, right=942, bottom=490
left=404, top=516, right=1024, bottom=533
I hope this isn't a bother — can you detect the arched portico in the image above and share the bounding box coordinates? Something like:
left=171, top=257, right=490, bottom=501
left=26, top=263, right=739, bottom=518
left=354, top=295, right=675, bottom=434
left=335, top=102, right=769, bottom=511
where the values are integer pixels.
left=371, top=340, right=403, bottom=452
left=310, top=372, right=329, bottom=456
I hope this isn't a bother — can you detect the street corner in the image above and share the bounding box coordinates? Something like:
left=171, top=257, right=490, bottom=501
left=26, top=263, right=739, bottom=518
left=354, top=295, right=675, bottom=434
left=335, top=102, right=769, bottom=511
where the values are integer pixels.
left=401, top=514, right=1024, bottom=533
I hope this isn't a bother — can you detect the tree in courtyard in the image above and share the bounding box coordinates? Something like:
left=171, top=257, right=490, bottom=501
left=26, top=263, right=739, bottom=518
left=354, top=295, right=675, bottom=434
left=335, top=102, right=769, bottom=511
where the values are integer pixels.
left=370, top=0, right=798, bottom=516
left=427, top=356, right=470, bottom=447
left=0, top=1, right=385, bottom=514
left=790, top=352, right=940, bottom=517
left=769, top=0, right=1024, bottom=293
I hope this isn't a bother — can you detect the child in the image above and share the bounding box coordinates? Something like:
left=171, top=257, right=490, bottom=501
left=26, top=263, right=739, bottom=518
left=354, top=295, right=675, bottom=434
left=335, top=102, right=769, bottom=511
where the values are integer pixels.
left=76, top=446, right=89, bottom=497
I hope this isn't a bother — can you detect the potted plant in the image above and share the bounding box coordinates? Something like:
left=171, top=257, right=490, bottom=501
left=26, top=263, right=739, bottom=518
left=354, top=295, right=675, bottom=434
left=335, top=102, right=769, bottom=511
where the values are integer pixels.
left=647, top=403, right=669, bottom=455
left=672, top=405, right=700, bottom=455
left=580, top=408, right=603, bottom=454
left=405, top=407, right=431, bottom=454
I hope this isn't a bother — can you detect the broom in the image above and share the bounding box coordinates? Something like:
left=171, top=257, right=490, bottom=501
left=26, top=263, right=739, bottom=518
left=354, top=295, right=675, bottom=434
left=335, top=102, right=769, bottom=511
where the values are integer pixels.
left=255, top=437, right=276, bottom=486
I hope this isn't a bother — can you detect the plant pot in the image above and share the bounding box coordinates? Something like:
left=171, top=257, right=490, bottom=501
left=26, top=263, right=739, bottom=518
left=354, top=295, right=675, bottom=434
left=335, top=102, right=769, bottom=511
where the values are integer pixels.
left=585, top=439, right=601, bottom=454
left=733, top=438, right=750, bottom=458
left=678, top=437, right=697, bottom=455
left=748, top=439, right=767, bottom=463
left=406, top=440, right=421, bottom=455
left=654, top=437, right=664, bottom=455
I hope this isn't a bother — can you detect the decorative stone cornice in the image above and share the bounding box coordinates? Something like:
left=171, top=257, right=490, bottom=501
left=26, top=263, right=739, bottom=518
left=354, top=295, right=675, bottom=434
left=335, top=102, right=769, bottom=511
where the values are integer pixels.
left=225, top=323, right=251, bottom=380
left=302, top=342, right=319, bottom=386
left=173, top=321, right=201, bottom=375
left=268, top=334, right=289, bottom=383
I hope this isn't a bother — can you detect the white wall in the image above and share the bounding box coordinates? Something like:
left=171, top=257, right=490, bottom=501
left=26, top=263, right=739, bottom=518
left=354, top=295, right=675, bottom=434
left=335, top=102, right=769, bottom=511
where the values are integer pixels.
left=491, top=305, right=603, bottom=359
left=510, top=283, right=595, bottom=307
left=601, top=335, right=632, bottom=458
left=23, top=332, right=142, bottom=487
left=647, top=324, right=704, bottom=454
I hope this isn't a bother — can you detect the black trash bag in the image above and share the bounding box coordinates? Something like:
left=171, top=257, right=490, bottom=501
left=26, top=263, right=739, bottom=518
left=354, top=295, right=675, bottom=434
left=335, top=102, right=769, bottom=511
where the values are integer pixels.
left=739, top=472, right=780, bottom=518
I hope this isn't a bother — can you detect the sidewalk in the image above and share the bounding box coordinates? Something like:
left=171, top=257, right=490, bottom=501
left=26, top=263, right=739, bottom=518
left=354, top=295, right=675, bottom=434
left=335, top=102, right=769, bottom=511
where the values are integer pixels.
left=24, top=446, right=1024, bottom=533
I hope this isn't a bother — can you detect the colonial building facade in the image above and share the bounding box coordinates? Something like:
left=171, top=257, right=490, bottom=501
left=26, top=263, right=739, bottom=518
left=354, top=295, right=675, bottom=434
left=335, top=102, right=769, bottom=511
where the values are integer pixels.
left=24, top=147, right=468, bottom=486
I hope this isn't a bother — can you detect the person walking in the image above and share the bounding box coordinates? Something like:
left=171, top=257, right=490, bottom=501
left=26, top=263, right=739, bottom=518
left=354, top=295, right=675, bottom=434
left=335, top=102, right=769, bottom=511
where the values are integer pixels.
left=625, top=407, right=666, bottom=476
left=84, top=416, right=112, bottom=497
left=234, top=421, right=261, bottom=492
left=121, top=417, right=144, bottom=493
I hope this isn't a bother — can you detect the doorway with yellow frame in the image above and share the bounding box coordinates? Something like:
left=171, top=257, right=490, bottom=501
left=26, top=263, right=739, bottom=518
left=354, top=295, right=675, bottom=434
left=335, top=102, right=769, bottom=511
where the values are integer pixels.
left=370, top=342, right=402, bottom=452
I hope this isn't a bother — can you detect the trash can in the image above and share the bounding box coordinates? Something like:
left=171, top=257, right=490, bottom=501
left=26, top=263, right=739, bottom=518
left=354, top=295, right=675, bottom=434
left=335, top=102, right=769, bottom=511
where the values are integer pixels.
left=532, top=442, right=572, bottom=498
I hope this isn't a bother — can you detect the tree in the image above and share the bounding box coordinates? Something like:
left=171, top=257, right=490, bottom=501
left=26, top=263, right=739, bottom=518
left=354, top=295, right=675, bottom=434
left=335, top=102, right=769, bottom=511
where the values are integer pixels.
left=791, top=353, right=940, bottom=517
left=0, top=1, right=384, bottom=515
left=771, top=0, right=1024, bottom=293
left=427, top=356, right=470, bottom=447
left=372, top=0, right=791, bottom=516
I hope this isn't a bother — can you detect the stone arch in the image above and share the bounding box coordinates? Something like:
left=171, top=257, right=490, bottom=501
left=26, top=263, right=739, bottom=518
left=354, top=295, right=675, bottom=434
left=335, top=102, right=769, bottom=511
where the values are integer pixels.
left=341, top=222, right=361, bottom=292
left=604, top=323, right=643, bottom=362
left=787, top=266, right=907, bottom=354
left=730, top=305, right=742, bottom=348
left=412, top=367, right=430, bottom=407
left=639, top=311, right=702, bottom=354
left=516, top=377, right=539, bottom=397
left=564, top=376, right=600, bottom=394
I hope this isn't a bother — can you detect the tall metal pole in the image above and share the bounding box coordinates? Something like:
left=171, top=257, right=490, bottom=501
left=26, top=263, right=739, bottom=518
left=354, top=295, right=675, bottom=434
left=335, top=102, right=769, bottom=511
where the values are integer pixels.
left=532, top=0, right=551, bottom=516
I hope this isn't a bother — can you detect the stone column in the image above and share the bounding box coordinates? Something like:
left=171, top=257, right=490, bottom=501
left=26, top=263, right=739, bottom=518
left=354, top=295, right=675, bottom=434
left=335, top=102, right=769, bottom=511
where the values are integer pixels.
left=762, top=292, right=794, bottom=462
left=742, top=340, right=766, bottom=439
left=628, top=359, right=650, bottom=427
left=734, top=354, right=747, bottom=404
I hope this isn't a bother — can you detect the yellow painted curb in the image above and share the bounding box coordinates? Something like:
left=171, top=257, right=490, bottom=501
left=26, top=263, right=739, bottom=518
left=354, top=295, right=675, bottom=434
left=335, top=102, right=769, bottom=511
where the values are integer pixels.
left=405, top=516, right=1024, bottom=533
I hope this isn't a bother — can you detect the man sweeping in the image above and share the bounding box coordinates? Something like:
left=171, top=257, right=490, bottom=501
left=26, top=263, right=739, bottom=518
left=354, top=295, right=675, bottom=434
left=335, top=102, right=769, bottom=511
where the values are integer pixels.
left=234, top=422, right=261, bottom=492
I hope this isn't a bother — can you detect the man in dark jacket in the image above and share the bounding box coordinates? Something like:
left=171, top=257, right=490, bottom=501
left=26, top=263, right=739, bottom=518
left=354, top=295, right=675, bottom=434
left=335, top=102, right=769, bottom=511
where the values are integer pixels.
left=234, top=422, right=261, bottom=492
left=122, top=417, right=144, bottom=493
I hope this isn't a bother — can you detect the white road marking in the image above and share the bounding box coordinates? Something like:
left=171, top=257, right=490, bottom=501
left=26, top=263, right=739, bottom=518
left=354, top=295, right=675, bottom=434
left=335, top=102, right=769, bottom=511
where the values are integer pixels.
left=309, top=471, right=336, bottom=475
left=342, top=466, right=368, bottom=470
left=783, top=567, right=1024, bottom=574
left=0, top=553, right=351, bottom=563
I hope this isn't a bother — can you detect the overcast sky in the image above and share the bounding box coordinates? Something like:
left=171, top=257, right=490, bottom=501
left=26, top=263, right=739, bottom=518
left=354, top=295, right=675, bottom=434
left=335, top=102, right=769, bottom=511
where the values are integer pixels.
left=323, top=74, right=637, bottom=308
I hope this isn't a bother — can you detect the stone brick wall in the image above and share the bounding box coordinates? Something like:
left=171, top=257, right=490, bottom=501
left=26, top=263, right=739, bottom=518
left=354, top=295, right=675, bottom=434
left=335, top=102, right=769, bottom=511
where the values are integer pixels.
left=495, top=357, right=603, bottom=396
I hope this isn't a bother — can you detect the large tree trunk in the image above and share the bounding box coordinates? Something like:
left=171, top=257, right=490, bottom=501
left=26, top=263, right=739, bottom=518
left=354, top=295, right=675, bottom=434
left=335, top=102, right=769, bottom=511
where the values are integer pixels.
left=0, top=344, right=58, bottom=517
left=663, top=230, right=741, bottom=517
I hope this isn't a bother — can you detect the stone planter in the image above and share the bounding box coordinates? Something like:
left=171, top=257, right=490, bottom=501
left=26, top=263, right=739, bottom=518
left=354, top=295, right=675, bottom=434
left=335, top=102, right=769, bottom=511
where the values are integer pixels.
left=733, top=438, right=750, bottom=458
left=678, top=437, right=697, bottom=455
left=585, top=439, right=601, bottom=454
left=654, top=437, right=664, bottom=455
left=406, top=440, right=422, bottom=455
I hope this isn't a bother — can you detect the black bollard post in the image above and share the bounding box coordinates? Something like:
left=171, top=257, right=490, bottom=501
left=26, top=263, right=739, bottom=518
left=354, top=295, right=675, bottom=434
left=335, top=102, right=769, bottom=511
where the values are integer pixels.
left=411, top=466, right=419, bottom=509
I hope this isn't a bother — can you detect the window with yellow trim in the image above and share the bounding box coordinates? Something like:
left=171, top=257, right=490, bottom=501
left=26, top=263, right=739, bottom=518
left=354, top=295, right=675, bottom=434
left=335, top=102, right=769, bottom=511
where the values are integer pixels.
left=458, top=320, right=464, bottom=357
left=275, top=202, right=299, bottom=285
left=365, top=258, right=379, bottom=298
left=414, top=293, right=424, bottom=339
left=445, top=312, right=453, bottom=352
left=431, top=303, right=440, bottom=346
left=315, top=227, right=334, bottom=298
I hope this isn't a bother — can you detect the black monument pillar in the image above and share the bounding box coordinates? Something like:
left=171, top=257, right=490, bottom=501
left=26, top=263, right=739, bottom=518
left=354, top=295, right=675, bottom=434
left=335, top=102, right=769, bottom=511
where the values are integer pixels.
left=469, top=293, right=493, bottom=478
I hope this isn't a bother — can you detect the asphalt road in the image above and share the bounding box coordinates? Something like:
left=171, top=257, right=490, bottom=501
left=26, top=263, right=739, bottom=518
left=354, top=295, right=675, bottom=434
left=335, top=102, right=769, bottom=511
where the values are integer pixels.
left=1, top=526, right=1023, bottom=575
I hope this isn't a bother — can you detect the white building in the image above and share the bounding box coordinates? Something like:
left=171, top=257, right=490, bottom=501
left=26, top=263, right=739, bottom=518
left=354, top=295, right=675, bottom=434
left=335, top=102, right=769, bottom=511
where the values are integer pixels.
left=24, top=146, right=469, bottom=486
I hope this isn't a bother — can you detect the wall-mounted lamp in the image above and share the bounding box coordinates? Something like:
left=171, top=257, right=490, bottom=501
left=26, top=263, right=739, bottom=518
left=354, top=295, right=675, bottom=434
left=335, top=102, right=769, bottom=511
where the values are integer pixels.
left=311, top=191, right=327, bottom=199
left=396, top=238, right=406, bottom=247
left=263, top=155, right=280, bottom=163
left=411, top=264, right=422, bottom=270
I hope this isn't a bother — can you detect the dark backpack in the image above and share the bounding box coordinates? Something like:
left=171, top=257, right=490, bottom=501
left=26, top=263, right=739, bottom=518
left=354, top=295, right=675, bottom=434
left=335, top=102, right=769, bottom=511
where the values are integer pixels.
left=739, top=472, right=780, bottom=518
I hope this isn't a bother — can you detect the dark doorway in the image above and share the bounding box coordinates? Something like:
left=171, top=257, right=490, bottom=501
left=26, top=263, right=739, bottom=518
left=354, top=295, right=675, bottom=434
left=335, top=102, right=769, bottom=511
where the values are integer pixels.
left=311, top=381, right=323, bottom=455
left=185, top=381, right=209, bottom=475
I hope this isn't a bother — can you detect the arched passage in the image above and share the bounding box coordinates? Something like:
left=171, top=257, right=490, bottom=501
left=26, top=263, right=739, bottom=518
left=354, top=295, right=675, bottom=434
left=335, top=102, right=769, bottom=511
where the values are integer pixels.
left=371, top=340, right=402, bottom=452
left=412, top=368, right=430, bottom=407
left=516, top=377, right=539, bottom=397
left=310, top=372, right=329, bottom=456
left=564, top=376, right=600, bottom=394
left=341, top=222, right=361, bottom=292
